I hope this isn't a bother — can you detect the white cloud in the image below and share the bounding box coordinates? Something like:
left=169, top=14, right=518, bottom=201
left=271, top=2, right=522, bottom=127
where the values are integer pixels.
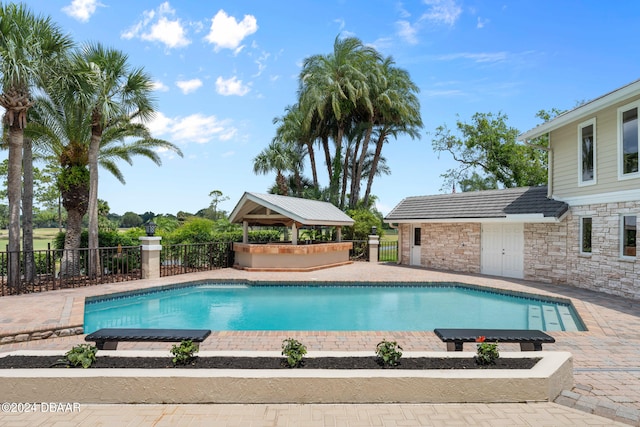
left=396, top=20, right=418, bottom=44
left=148, top=112, right=238, bottom=144
left=205, top=10, right=258, bottom=52
left=421, top=0, right=462, bottom=26
left=176, top=78, right=203, bottom=94
left=215, top=76, right=250, bottom=96
left=477, top=17, right=489, bottom=29
left=62, top=0, right=103, bottom=22
left=436, top=52, right=508, bottom=63
left=122, top=2, right=190, bottom=49
left=152, top=80, right=170, bottom=92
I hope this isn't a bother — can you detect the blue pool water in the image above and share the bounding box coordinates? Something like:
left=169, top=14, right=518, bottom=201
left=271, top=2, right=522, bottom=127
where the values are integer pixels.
left=83, top=282, right=586, bottom=333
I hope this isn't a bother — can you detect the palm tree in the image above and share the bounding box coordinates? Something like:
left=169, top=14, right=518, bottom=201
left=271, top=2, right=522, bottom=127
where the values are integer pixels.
left=362, top=59, right=422, bottom=208
left=299, top=36, right=380, bottom=205
left=253, top=140, right=298, bottom=196
left=0, top=3, right=72, bottom=288
left=29, top=95, right=182, bottom=275
left=273, top=104, right=319, bottom=189
left=70, top=43, right=158, bottom=277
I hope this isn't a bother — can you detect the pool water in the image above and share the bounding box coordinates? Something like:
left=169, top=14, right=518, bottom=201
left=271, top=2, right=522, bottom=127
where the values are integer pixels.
left=83, top=282, right=586, bottom=334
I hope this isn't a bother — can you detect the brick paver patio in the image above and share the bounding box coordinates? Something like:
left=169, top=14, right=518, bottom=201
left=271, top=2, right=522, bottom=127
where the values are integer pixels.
left=0, top=263, right=638, bottom=426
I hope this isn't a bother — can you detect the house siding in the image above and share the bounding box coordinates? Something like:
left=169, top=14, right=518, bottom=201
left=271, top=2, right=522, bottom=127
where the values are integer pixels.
left=552, top=97, right=640, bottom=200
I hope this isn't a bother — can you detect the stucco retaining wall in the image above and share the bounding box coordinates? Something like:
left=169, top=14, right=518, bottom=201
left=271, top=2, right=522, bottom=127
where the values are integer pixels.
left=0, top=350, right=573, bottom=404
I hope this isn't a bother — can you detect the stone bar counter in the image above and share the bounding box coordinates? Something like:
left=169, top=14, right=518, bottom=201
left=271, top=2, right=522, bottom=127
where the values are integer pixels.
left=233, top=242, right=353, bottom=271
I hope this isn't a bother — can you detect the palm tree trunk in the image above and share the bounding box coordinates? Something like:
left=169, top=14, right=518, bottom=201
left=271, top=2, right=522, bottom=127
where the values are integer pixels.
left=363, top=131, right=387, bottom=208
left=330, top=128, right=344, bottom=206
left=306, top=140, right=319, bottom=188
left=7, top=124, right=23, bottom=291
left=322, top=135, right=332, bottom=182
left=352, top=125, right=373, bottom=208
left=22, top=137, right=35, bottom=283
left=60, top=208, right=83, bottom=277
left=340, top=142, right=351, bottom=209
left=87, top=131, right=101, bottom=278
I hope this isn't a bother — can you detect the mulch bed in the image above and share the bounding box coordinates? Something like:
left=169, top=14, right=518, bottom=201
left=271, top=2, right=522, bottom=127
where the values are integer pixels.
left=0, top=356, right=539, bottom=370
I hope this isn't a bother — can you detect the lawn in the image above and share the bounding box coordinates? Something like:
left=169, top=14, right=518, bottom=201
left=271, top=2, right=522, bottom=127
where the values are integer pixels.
left=0, top=228, right=60, bottom=251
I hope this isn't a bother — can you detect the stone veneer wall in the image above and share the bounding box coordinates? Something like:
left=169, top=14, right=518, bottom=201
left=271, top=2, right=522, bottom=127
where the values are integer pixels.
left=419, top=223, right=481, bottom=273
left=398, top=204, right=638, bottom=299
left=565, top=201, right=640, bottom=299
left=524, top=222, right=569, bottom=285
left=399, top=224, right=411, bottom=265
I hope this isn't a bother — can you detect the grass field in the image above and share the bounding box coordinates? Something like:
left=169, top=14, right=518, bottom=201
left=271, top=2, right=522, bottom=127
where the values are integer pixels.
left=0, top=228, right=60, bottom=251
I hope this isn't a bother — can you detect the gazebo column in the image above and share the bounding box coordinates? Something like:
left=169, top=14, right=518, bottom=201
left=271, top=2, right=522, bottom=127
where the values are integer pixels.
left=336, top=226, right=342, bottom=242
left=291, top=222, right=298, bottom=245
left=242, top=221, right=248, bottom=243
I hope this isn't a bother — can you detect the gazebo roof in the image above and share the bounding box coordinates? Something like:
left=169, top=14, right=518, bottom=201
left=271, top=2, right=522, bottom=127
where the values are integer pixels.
left=229, top=192, right=354, bottom=227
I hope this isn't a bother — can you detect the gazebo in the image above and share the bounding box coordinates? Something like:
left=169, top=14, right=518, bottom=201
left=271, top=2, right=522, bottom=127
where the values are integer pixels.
left=228, top=192, right=354, bottom=271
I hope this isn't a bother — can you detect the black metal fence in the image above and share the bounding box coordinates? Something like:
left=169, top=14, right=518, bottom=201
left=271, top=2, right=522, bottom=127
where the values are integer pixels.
left=0, top=245, right=142, bottom=296
left=378, top=240, right=399, bottom=262
left=348, top=240, right=369, bottom=261
left=160, top=242, right=234, bottom=277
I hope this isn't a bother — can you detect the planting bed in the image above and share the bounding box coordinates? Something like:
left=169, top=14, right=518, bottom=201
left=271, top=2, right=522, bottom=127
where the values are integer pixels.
left=0, top=350, right=573, bottom=404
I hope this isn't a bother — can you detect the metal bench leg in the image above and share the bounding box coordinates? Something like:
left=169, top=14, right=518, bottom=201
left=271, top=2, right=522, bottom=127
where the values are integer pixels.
left=96, top=341, right=118, bottom=350
left=520, top=342, right=541, bottom=351
left=446, top=342, right=463, bottom=351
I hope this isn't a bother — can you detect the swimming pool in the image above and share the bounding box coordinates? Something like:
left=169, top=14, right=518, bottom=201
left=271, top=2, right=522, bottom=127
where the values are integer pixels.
left=84, top=282, right=586, bottom=333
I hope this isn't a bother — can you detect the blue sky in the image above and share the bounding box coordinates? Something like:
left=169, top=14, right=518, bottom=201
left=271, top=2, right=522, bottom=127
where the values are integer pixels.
left=12, top=0, right=640, bottom=217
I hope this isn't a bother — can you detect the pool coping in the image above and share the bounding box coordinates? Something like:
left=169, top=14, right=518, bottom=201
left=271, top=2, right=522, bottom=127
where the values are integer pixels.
left=0, top=350, right=573, bottom=404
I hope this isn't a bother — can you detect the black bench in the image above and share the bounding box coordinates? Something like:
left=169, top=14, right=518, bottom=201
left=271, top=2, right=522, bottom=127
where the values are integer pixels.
left=433, top=328, right=555, bottom=351
left=85, top=328, right=212, bottom=350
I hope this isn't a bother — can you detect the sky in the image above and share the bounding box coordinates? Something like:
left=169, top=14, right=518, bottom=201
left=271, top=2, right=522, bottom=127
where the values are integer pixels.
left=9, top=0, right=640, bottom=217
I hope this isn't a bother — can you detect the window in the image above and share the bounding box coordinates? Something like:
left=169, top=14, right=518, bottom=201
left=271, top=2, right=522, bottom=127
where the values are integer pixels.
left=580, top=217, right=592, bottom=254
left=578, top=119, right=596, bottom=185
left=413, top=227, right=421, bottom=246
left=621, top=215, right=637, bottom=258
left=619, top=103, right=640, bottom=177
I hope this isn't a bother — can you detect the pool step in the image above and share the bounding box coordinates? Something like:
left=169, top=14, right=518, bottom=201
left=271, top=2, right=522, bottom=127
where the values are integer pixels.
left=542, top=305, right=562, bottom=331
left=527, top=305, right=543, bottom=329
left=557, top=305, right=578, bottom=331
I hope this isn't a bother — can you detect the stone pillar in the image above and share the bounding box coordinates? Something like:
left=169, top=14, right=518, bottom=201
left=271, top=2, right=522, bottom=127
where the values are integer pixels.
left=292, top=222, right=298, bottom=245
left=139, top=236, right=162, bottom=280
left=242, top=221, right=249, bottom=243
left=368, top=233, right=380, bottom=263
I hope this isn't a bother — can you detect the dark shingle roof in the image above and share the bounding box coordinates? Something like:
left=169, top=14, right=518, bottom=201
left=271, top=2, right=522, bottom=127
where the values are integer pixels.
left=384, top=186, right=568, bottom=221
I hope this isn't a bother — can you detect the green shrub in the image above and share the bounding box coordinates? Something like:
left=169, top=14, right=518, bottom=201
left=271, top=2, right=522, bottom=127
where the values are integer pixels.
left=281, top=338, right=307, bottom=368
left=170, top=340, right=199, bottom=365
left=475, top=336, right=499, bottom=365
left=61, top=344, right=98, bottom=368
left=375, top=339, right=403, bottom=367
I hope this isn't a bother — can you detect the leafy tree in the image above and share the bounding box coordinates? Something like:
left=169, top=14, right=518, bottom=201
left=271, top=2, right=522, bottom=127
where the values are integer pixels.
left=120, top=211, right=143, bottom=228
left=343, top=208, right=382, bottom=241
left=208, top=190, right=229, bottom=220
left=432, top=112, right=547, bottom=192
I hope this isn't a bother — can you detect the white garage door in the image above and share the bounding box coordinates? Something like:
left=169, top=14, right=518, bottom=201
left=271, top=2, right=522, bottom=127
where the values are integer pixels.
left=481, top=223, right=524, bottom=279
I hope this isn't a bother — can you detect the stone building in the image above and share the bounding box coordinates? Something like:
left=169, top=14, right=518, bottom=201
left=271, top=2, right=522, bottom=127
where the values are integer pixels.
left=385, top=79, right=640, bottom=299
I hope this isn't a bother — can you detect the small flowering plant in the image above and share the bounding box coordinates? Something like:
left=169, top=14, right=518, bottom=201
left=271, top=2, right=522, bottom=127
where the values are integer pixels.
left=475, top=336, right=499, bottom=365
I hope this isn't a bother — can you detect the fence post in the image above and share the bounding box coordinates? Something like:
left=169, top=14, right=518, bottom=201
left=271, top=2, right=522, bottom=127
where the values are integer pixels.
left=139, top=236, right=162, bottom=279
left=368, top=233, right=380, bottom=262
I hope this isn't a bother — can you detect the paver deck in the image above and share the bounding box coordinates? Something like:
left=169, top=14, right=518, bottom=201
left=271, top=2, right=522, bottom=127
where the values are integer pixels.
left=0, top=263, right=639, bottom=426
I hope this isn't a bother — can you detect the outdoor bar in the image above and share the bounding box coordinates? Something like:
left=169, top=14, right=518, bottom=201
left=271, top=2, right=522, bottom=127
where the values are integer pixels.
left=229, top=192, right=354, bottom=271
